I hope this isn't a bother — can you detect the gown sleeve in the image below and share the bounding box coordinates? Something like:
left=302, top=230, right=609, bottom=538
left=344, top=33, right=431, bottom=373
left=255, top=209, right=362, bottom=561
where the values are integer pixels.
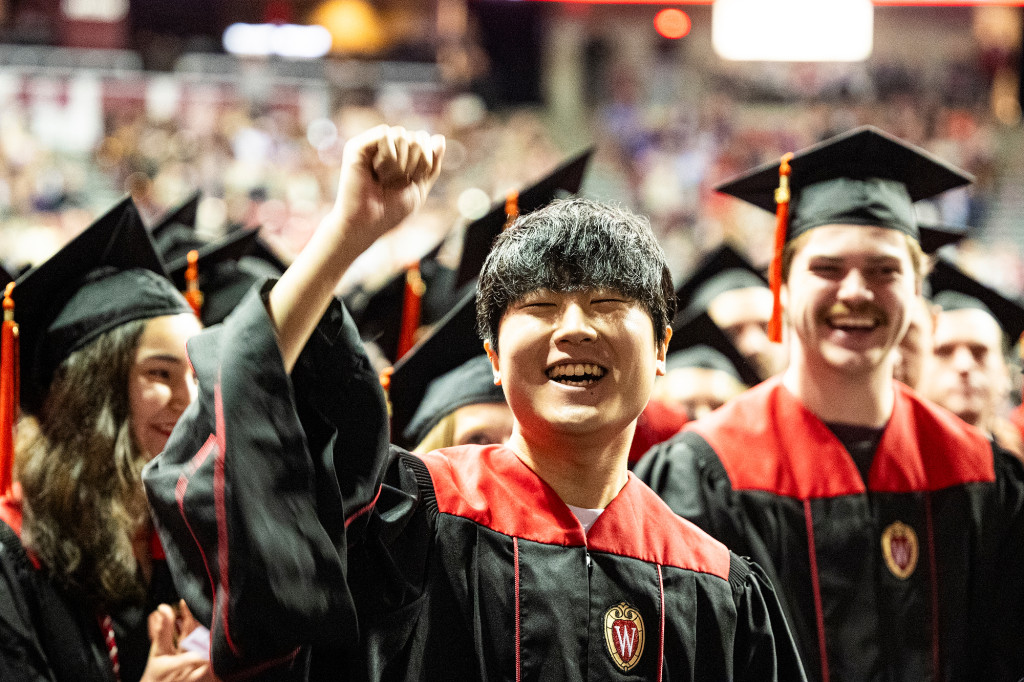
left=634, top=431, right=750, bottom=552
left=0, top=522, right=55, bottom=682
left=142, top=284, right=400, bottom=679
left=968, top=445, right=1024, bottom=679
left=728, top=553, right=808, bottom=682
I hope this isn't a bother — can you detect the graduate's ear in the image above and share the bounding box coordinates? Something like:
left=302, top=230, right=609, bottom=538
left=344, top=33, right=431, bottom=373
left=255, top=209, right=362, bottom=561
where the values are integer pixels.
left=656, top=325, right=671, bottom=376
left=484, top=340, right=501, bottom=386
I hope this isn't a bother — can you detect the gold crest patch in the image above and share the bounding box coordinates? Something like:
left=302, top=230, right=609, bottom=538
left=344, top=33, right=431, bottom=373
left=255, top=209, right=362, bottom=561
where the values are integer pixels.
left=881, top=520, right=919, bottom=580
left=603, top=601, right=645, bottom=672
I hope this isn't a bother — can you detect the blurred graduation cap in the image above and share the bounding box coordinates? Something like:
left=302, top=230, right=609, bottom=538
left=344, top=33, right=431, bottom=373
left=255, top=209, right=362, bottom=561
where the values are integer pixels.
left=11, top=197, right=192, bottom=416
left=674, top=243, right=768, bottom=322
left=454, top=147, right=595, bottom=289
left=927, top=258, right=1024, bottom=348
left=666, top=311, right=762, bottom=387
left=918, top=223, right=970, bottom=255
left=387, top=289, right=503, bottom=450
left=715, top=126, right=974, bottom=342
left=347, top=243, right=457, bottom=365
left=0, top=266, right=12, bottom=288
left=150, top=191, right=203, bottom=263
left=166, top=227, right=265, bottom=326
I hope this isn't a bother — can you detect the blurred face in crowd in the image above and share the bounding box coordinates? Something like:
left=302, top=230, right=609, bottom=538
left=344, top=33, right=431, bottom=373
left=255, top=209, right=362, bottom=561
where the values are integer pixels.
left=450, top=402, right=514, bottom=446
left=783, top=225, right=919, bottom=380
left=920, top=308, right=1009, bottom=430
left=488, top=288, right=669, bottom=445
left=653, top=366, right=745, bottom=420
left=893, top=295, right=936, bottom=390
left=129, top=313, right=202, bottom=458
left=707, top=286, right=787, bottom=378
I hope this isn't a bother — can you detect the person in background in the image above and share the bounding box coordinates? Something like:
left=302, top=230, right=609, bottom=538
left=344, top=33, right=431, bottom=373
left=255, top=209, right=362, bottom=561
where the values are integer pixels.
left=0, top=199, right=211, bottom=681
left=673, top=243, right=786, bottom=382
left=637, top=126, right=1024, bottom=681
left=652, top=311, right=758, bottom=421
left=387, top=290, right=513, bottom=452
left=920, top=259, right=1024, bottom=460
left=143, top=125, right=805, bottom=680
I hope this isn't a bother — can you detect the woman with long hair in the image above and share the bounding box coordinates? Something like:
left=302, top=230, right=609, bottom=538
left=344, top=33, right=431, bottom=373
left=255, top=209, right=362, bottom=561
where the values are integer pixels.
left=0, top=199, right=211, bottom=681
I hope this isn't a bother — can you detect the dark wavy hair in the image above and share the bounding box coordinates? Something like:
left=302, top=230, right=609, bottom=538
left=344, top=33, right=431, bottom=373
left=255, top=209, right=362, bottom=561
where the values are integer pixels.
left=17, top=318, right=151, bottom=609
left=476, top=197, right=675, bottom=350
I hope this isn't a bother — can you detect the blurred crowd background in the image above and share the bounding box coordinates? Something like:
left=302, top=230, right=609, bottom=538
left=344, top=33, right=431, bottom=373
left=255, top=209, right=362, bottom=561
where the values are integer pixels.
left=0, top=1, right=1021, bottom=303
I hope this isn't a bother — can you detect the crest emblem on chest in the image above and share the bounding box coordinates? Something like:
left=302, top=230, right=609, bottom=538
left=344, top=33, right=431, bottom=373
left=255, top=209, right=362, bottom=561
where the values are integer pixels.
left=603, top=601, right=645, bottom=672
left=881, top=520, right=919, bottom=579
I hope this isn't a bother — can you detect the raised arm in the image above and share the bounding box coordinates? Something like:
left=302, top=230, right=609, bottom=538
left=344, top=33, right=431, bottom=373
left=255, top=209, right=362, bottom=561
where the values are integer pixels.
left=143, top=126, right=444, bottom=680
left=270, top=125, right=444, bottom=372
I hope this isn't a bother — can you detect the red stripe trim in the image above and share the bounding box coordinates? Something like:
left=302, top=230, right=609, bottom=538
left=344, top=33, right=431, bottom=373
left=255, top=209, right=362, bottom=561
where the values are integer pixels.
left=657, top=564, right=665, bottom=682
left=514, top=536, right=521, bottom=682
left=925, top=493, right=940, bottom=680
left=221, top=647, right=302, bottom=681
left=803, top=499, right=829, bottom=682
left=175, top=434, right=218, bottom=600
left=212, top=380, right=241, bottom=657
left=343, top=485, right=382, bottom=529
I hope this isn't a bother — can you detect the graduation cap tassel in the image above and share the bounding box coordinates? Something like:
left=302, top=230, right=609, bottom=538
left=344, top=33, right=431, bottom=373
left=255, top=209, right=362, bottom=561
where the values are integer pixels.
left=397, top=265, right=426, bottom=360
left=503, top=190, right=519, bottom=230
left=768, top=152, right=794, bottom=344
left=183, top=249, right=203, bottom=319
left=0, top=282, right=19, bottom=497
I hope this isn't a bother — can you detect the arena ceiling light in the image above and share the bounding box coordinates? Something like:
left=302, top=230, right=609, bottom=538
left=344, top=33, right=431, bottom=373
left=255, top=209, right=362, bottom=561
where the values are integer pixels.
left=712, top=0, right=873, bottom=61
left=223, top=23, right=333, bottom=59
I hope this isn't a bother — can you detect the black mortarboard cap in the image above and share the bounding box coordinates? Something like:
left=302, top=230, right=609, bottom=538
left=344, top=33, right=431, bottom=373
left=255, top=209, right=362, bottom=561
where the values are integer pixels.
left=927, top=258, right=1024, bottom=346
left=150, top=191, right=203, bottom=264
left=241, top=235, right=290, bottom=275
left=454, top=147, right=595, bottom=288
left=388, top=289, right=503, bottom=449
left=0, top=266, right=12, bottom=288
left=12, top=197, right=193, bottom=415
left=167, top=228, right=264, bottom=327
left=715, top=127, right=973, bottom=343
left=348, top=242, right=459, bottom=364
left=715, top=126, right=974, bottom=243
left=918, top=223, right=970, bottom=255
left=674, top=244, right=768, bottom=321
left=667, top=311, right=762, bottom=387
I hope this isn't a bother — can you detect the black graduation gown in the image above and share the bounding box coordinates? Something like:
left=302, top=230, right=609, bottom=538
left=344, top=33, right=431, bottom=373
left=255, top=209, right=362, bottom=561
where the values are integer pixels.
left=634, top=376, right=1024, bottom=682
left=0, top=517, right=178, bottom=681
left=142, top=288, right=807, bottom=681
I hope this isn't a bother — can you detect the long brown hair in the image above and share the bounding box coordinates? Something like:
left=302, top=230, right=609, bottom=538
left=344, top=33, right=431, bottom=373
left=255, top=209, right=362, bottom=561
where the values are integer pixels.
left=16, top=318, right=150, bottom=609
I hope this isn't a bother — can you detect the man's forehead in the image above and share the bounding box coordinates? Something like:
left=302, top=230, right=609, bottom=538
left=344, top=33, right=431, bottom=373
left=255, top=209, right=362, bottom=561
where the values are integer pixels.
left=799, top=223, right=913, bottom=254
left=516, top=285, right=629, bottom=299
left=934, top=307, right=1004, bottom=346
left=708, top=287, right=773, bottom=326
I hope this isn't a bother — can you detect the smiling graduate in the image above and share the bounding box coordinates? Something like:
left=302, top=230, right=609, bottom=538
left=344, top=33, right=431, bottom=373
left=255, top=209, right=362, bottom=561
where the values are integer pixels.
left=636, top=126, right=1024, bottom=682
left=142, top=125, right=805, bottom=681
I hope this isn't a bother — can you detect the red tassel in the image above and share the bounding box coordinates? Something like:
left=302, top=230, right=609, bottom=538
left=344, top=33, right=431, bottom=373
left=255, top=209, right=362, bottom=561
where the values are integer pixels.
left=768, top=152, right=794, bottom=344
left=183, top=249, right=203, bottom=319
left=1, top=282, right=19, bottom=497
left=397, top=264, right=425, bottom=360
left=504, top=190, right=519, bottom=230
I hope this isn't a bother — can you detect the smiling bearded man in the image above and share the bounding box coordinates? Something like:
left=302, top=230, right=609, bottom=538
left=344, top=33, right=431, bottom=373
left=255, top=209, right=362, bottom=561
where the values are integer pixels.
left=142, top=127, right=805, bottom=680
left=635, top=126, right=1024, bottom=682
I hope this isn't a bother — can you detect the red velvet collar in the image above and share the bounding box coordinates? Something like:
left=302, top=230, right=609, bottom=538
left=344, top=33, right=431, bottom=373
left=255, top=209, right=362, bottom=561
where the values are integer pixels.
left=688, top=377, right=994, bottom=499
left=420, top=444, right=731, bottom=579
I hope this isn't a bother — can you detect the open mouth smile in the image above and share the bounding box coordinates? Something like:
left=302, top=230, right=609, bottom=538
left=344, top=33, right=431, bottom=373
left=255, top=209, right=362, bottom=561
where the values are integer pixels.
left=827, top=314, right=883, bottom=333
left=545, top=362, right=608, bottom=387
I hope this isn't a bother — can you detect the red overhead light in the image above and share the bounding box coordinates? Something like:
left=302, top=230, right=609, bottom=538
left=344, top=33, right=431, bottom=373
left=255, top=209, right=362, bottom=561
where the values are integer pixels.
left=654, top=9, right=691, bottom=38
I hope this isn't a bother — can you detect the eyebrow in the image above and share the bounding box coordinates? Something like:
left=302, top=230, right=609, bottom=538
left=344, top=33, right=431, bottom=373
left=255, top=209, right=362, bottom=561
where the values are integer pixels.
left=137, top=353, right=187, bottom=364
